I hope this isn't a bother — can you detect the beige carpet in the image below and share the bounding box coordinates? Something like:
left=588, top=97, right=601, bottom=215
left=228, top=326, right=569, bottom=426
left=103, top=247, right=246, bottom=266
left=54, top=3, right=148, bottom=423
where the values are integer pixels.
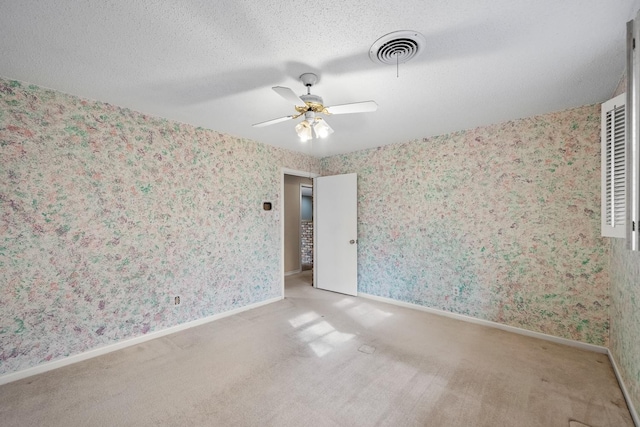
left=0, top=271, right=633, bottom=426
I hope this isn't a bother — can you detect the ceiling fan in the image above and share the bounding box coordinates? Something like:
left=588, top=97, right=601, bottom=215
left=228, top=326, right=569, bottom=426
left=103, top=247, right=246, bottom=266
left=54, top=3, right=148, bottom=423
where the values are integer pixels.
left=252, top=73, right=378, bottom=142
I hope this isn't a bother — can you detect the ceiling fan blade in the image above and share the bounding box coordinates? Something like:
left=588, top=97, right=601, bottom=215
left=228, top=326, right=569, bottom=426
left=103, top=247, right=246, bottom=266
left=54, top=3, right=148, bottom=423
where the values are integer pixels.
left=325, top=101, right=378, bottom=115
left=272, top=86, right=308, bottom=107
left=252, top=115, right=295, bottom=127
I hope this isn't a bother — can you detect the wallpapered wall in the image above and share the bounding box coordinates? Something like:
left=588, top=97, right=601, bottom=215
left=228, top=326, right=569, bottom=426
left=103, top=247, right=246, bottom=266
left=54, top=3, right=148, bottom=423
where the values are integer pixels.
left=609, top=75, right=640, bottom=413
left=0, top=74, right=625, bottom=393
left=322, top=105, right=608, bottom=345
left=0, top=78, right=320, bottom=375
left=610, top=240, right=640, bottom=414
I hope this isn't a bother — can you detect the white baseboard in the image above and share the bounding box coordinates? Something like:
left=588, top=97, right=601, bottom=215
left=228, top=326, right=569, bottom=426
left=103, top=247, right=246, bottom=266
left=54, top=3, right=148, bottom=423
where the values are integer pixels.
left=358, top=293, right=608, bottom=354
left=0, top=296, right=283, bottom=386
left=4, top=291, right=638, bottom=427
left=608, top=349, right=639, bottom=427
left=285, top=269, right=302, bottom=276
left=358, top=292, right=640, bottom=425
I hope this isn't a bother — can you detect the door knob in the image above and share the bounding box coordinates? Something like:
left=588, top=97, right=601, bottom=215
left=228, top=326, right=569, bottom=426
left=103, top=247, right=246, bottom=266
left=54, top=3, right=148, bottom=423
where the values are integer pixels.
left=349, top=239, right=356, bottom=244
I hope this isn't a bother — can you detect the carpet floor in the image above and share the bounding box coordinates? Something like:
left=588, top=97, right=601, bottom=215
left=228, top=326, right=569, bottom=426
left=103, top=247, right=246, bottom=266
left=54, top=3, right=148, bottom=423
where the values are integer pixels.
left=0, top=271, right=633, bottom=426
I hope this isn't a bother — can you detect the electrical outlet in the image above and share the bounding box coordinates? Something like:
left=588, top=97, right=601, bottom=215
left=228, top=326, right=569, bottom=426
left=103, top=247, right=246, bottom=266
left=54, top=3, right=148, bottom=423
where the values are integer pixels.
left=172, top=295, right=182, bottom=306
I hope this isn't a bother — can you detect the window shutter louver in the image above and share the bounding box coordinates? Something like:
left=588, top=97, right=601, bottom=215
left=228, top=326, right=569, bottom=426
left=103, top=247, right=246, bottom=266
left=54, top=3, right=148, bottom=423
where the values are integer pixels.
left=601, top=93, right=626, bottom=238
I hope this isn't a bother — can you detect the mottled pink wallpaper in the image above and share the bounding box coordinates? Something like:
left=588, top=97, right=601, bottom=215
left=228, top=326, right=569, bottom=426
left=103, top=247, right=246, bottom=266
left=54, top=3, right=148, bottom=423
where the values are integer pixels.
left=0, top=75, right=618, bottom=386
left=610, top=239, right=640, bottom=414
left=322, top=105, right=608, bottom=345
left=0, top=78, right=320, bottom=375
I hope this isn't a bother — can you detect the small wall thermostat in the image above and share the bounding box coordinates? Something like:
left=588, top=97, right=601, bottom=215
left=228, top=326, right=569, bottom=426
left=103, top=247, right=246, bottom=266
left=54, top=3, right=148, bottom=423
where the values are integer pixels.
left=263, top=202, right=272, bottom=211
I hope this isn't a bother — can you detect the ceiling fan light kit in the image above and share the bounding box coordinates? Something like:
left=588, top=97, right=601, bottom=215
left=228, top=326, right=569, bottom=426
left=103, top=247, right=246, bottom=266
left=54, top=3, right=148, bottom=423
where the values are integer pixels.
left=294, top=112, right=334, bottom=142
left=252, top=72, right=377, bottom=142
left=313, top=118, right=333, bottom=139
left=295, top=120, right=312, bottom=142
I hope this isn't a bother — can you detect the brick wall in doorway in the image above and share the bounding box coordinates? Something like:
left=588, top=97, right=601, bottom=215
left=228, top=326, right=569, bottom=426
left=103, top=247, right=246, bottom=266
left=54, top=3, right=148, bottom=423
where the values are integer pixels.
left=301, top=220, right=313, bottom=266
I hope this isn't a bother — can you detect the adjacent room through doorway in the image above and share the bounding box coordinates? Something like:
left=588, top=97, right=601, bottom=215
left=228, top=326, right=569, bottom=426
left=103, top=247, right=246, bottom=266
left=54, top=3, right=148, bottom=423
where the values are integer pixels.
left=283, top=173, right=313, bottom=277
left=300, top=184, right=313, bottom=271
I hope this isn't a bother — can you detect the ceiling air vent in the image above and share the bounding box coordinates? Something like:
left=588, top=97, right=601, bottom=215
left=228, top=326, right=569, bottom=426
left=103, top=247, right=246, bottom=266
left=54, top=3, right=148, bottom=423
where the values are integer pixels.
left=369, top=30, right=426, bottom=65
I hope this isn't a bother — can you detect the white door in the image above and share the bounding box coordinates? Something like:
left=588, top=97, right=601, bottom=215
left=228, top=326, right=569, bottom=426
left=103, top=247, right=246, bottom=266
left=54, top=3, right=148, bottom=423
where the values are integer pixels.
left=314, top=173, right=358, bottom=296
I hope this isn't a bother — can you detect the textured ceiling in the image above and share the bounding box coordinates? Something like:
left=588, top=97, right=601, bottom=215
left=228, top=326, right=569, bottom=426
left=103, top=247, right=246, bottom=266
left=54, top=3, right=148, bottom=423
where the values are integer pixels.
left=1, top=0, right=640, bottom=157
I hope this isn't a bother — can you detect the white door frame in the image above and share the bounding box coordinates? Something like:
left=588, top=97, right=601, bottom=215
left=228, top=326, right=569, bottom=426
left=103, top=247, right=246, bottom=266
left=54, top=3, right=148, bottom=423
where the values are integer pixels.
left=281, top=168, right=320, bottom=298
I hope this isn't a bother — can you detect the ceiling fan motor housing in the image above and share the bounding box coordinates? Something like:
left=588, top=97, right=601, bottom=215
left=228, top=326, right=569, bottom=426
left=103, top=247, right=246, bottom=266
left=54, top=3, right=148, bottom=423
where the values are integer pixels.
left=296, top=93, right=326, bottom=114
left=301, top=93, right=323, bottom=105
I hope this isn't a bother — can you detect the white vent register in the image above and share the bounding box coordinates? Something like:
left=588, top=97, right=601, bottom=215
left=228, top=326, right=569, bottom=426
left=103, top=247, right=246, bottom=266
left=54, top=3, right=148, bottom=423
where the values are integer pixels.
left=369, top=31, right=426, bottom=65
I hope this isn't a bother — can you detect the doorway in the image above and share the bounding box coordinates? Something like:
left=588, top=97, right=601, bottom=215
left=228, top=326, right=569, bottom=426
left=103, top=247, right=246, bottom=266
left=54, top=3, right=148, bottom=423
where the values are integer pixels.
left=281, top=169, right=358, bottom=298
left=281, top=169, right=319, bottom=297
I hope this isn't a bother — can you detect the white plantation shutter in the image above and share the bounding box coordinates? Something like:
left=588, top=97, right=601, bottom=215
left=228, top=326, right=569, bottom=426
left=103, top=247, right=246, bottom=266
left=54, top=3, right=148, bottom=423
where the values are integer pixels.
left=601, top=93, right=626, bottom=238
